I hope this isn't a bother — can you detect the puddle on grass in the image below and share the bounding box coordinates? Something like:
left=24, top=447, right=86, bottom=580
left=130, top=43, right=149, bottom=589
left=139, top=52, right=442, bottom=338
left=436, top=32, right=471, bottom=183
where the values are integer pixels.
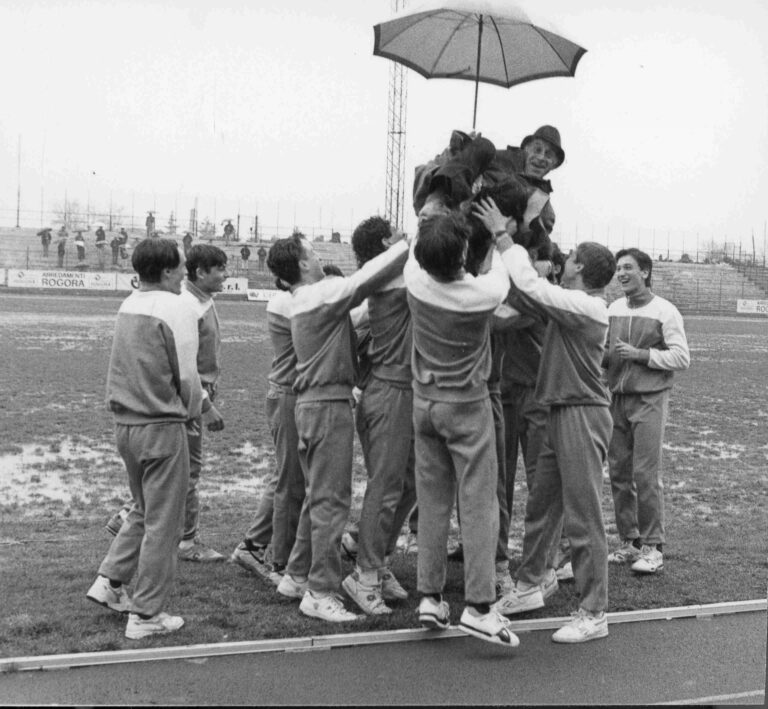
left=0, top=437, right=302, bottom=514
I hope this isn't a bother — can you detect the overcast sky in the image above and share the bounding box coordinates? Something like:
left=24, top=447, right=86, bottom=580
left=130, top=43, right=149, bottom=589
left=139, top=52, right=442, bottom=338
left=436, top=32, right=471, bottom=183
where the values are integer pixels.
left=0, top=0, right=766, bottom=256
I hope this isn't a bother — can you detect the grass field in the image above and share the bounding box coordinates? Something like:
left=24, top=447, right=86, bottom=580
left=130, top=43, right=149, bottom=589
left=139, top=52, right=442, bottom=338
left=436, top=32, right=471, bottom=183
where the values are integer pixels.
left=0, top=292, right=766, bottom=659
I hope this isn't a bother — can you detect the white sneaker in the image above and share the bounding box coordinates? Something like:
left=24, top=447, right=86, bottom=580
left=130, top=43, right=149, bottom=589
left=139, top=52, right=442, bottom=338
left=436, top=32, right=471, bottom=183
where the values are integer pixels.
left=342, top=572, right=392, bottom=615
left=493, top=582, right=544, bottom=616
left=299, top=590, right=360, bottom=622
left=125, top=612, right=185, bottom=640
left=380, top=568, right=408, bottom=601
left=608, top=541, right=642, bottom=564
left=631, top=545, right=664, bottom=574
left=551, top=608, right=608, bottom=643
left=418, top=595, right=450, bottom=630
left=459, top=607, right=520, bottom=647
left=555, top=561, right=574, bottom=581
left=277, top=574, right=309, bottom=600
left=86, top=575, right=132, bottom=614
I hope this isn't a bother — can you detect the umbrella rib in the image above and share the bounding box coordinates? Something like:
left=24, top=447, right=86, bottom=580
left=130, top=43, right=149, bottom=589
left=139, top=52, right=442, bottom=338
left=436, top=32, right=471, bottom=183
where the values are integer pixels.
left=487, top=16, right=510, bottom=86
left=429, top=12, right=474, bottom=76
left=530, top=25, right=572, bottom=70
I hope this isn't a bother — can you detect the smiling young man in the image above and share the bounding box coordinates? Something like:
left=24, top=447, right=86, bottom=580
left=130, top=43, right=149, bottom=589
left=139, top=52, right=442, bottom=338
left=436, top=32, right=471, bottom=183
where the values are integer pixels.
left=176, top=244, right=228, bottom=562
left=604, top=248, right=690, bottom=574
left=87, top=238, right=205, bottom=639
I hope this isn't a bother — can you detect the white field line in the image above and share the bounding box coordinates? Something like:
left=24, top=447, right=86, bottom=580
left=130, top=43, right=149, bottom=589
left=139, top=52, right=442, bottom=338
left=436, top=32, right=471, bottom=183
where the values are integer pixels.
left=654, top=689, right=765, bottom=705
left=1, top=599, right=765, bottom=673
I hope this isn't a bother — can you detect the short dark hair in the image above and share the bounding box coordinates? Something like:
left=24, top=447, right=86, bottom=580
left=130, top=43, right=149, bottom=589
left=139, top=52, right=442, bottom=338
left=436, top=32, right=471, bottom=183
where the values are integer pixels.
left=267, top=234, right=305, bottom=286
left=615, top=247, right=652, bottom=287
left=322, top=263, right=344, bottom=277
left=414, top=212, right=469, bottom=282
left=351, top=216, right=390, bottom=267
left=575, top=242, right=616, bottom=290
left=185, top=244, right=227, bottom=281
left=132, top=238, right=181, bottom=283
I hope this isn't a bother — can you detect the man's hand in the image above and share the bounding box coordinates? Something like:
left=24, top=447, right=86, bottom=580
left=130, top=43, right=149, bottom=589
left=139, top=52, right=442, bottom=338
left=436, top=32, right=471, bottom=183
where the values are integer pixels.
left=615, top=339, right=649, bottom=363
left=203, top=405, right=225, bottom=432
left=471, top=197, right=509, bottom=236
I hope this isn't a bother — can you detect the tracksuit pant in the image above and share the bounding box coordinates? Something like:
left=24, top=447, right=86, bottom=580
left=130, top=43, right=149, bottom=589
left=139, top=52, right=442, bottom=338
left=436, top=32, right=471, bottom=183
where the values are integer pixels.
left=244, top=387, right=305, bottom=566
left=608, top=390, right=669, bottom=546
left=413, top=394, right=498, bottom=605
left=354, top=377, right=415, bottom=573
left=181, top=420, right=203, bottom=542
left=99, top=422, right=189, bottom=617
left=285, top=399, right=355, bottom=594
left=501, top=384, right=562, bottom=567
left=517, top=404, right=612, bottom=614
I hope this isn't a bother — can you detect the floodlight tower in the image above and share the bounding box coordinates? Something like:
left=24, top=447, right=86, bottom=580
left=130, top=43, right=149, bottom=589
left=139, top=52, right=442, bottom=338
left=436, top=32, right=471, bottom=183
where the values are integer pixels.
left=384, top=0, right=408, bottom=231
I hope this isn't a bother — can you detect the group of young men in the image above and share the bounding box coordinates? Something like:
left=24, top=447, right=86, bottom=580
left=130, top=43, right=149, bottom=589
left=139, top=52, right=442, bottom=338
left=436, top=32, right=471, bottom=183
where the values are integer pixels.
left=85, top=124, right=690, bottom=648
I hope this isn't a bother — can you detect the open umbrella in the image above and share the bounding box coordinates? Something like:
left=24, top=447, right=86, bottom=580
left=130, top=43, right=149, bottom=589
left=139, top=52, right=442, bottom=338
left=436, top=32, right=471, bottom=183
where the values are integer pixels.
left=373, top=0, right=586, bottom=128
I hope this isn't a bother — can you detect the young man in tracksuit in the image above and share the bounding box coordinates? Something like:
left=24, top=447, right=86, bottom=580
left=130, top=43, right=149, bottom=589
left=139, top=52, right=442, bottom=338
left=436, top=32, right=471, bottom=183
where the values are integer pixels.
left=404, top=211, right=519, bottom=647
left=474, top=196, right=616, bottom=644
left=604, top=248, right=690, bottom=574
left=176, top=245, right=227, bottom=561
left=230, top=263, right=306, bottom=584
left=105, top=246, right=227, bottom=563
left=86, top=238, right=205, bottom=639
left=273, top=232, right=409, bottom=623
left=342, top=216, right=413, bottom=615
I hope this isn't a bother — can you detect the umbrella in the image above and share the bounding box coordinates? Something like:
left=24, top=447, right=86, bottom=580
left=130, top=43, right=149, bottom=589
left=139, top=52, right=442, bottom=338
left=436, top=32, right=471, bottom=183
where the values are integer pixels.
left=373, top=0, right=586, bottom=128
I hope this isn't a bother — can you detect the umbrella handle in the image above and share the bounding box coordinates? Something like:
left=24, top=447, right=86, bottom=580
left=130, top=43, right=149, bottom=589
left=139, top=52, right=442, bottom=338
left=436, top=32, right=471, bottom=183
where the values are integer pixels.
left=472, top=14, right=484, bottom=131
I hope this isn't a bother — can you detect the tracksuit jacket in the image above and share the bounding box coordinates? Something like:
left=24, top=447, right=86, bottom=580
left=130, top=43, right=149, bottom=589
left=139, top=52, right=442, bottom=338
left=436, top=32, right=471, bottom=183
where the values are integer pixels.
left=605, top=295, right=690, bottom=393
left=106, top=289, right=202, bottom=425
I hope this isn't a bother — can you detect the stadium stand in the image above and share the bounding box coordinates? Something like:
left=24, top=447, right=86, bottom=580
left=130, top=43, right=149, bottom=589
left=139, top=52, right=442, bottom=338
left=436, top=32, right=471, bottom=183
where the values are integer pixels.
left=1, top=227, right=765, bottom=313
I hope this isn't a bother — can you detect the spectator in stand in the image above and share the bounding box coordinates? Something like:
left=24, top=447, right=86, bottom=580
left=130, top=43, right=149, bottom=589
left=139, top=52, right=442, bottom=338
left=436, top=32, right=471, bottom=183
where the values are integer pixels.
left=604, top=248, right=690, bottom=574
left=95, top=226, right=108, bottom=270
left=57, top=231, right=68, bottom=268
left=145, top=212, right=155, bottom=239
left=182, top=231, right=194, bottom=257
left=119, top=227, right=129, bottom=244
left=223, top=220, right=235, bottom=244
left=110, top=235, right=121, bottom=266
left=74, top=231, right=86, bottom=262
left=257, top=245, right=267, bottom=271
left=240, top=244, right=251, bottom=272
left=38, top=228, right=53, bottom=257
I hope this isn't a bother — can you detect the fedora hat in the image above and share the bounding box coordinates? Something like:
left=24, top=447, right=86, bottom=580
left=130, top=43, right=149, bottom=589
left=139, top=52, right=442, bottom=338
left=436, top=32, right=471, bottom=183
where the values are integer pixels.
left=521, top=125, right=565, bottom=167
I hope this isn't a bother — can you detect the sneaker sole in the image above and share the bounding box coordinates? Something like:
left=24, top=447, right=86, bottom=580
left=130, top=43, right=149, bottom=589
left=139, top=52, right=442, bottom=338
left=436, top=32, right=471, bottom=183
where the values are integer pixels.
left=125, top=621, right=184, bottom=640
left=419, top=613, right=450, bottom=630
left=299, top=606, right=359, bottom=623
left=230, top=553, right=277, bottom=580
left=631, top=563, right=663, bottom=574
left=86, top=594, right=130, bottom=615
left=341, top=578, right=392, bottom=615
left=277, top=583, right=307, bottom=600
left=552, top=625, right=609, bottom=644
left=382, top=588, right=408, bottom=602
left=494, top=596, right=544, bottom=616
left=458, top=621, right=520, bottom=647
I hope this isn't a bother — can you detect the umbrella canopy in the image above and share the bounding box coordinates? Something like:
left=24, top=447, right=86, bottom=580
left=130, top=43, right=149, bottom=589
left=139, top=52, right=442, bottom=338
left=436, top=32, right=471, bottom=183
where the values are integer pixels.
left=373, top=0, right=586, bottom=128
